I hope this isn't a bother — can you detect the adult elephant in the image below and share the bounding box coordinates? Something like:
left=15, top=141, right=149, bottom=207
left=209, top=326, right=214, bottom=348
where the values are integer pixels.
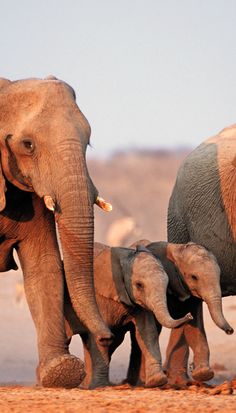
left=166, top=124, right=236, bottom=384
left=0, top=76, right=112, bottom=387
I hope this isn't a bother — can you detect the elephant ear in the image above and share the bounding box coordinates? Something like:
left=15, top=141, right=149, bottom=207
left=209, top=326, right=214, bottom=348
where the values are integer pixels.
left=135, top=245, right=151, bottom=254
left=0, top=164, right=6, bottom=211
left=111, top=247, right=135, bottom=307
left=0, top=78, right=10, bottom=211
left=165, top=243, right=192, bottom=300
left=167, top=242, right=195, bottom=266
left=128, top=239, right=151, bottom=249
left=166, top=243, right=186, bottom=266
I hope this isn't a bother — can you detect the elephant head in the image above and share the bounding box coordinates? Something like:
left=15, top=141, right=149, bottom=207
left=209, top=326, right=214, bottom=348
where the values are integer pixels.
left=0, top=76, right=111, bottom=342
left=167, top=242, right=234, bottom=335
left=111, top=246, right=193, bottom=328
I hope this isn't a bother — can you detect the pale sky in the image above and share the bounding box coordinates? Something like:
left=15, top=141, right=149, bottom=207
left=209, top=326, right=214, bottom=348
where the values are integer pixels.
left=1, top=0, right=236, bottom=156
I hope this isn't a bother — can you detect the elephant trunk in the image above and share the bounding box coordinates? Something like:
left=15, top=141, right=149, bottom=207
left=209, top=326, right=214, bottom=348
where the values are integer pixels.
left=150, top=295, right=193, bottom=329
left=54, top=149, right=111, bottom=344
left=205, top=295, right=234, bottom=335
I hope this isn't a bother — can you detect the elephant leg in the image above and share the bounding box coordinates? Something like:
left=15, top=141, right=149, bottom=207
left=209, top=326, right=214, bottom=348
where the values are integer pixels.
left=184, top=302, right=213, bottom=382
left=165, top=301, right=213, bottom=384
left=134, top=311, right=167, bottom=387
left=126, top=323, right=142, bottom=385
left=166, top=211, right=192, bottom=385
left=81, top=334, right=110, bottom=389
left=164, top=326, right=190, bottom=385
left=17, top=211, right=85, bottom=388
left=81, top=336, right=93, bottom=388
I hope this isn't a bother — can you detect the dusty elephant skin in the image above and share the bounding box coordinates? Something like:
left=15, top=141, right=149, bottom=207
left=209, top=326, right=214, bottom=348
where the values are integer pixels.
left=127, top=240, right=233, bottom=386
left=165, top=124, right=236, bottom=385
left=0, top=76, right=112, bottom=387
left=64, top=243, right=192, bottom=389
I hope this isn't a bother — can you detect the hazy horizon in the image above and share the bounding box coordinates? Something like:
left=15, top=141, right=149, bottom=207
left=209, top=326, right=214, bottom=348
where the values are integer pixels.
left=1, top=1, right=236, bottom=156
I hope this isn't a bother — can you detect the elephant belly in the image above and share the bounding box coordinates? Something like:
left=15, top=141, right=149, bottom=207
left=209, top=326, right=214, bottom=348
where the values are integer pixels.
left=95, top=294, right=131, bottom=328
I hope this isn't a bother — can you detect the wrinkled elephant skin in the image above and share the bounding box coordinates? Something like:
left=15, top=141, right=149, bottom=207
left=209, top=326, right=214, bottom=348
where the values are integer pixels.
left=126, top=240, right=232, bottom=385
left=64, top=243, right=192, bottom=389
left=166, top=125, right=236, bottom=384
left=0, top=76, right=111, bottom=387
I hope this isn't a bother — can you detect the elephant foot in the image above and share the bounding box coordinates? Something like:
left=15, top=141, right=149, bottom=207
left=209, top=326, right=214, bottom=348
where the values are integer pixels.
left=192, top=366, right=214, bottom=382
left=81, top=379, right=111, bottom=389
left=88, top=381, right=111, bottom=389
left=145, top=371, right=168, bottom=388
left=167, top=370, right=190, bottom=388
left=38, top=354, right=85, bottom=388
left=80, top=373, right=110, bottom=389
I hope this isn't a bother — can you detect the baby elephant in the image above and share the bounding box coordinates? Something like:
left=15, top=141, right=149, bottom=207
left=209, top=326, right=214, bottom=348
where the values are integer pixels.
left=126, top=240, right=234, bottom=385
left=64, top=243, right=192, bottom=389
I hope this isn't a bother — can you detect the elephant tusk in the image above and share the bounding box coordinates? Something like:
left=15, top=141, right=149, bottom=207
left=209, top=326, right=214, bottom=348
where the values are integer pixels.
left=44, top=195, right=55, bottom=212
left=96, top=196, right=113, bottom=212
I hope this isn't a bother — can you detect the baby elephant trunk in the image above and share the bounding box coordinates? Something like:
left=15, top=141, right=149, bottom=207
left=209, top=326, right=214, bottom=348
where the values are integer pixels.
left=206, top=297, right=234, bottom=335
left=151, top=299, right=193, bottom=329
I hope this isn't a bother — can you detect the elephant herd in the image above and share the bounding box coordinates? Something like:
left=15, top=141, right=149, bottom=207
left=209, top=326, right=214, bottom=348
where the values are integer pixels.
left=0, top=76, right=236, bottom=389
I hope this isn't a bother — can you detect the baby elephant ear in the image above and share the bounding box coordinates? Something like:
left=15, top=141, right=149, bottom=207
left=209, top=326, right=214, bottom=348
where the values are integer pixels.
left=166, top=243, right=188, bottom=267
left=111, top=247, right=135, bottom=307
left=135, top=245, right=150, bottom=254
left=129, top=239, right=151, bottom=249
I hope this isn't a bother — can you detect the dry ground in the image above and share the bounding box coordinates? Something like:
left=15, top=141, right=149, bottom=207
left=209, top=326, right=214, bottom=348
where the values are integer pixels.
left=1, top=383, right=236, bottom=413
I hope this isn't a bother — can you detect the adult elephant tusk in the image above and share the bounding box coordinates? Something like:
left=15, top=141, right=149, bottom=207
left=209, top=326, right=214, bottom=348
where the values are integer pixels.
left=44, top=195, right=55, bottom=212
left=96, top=196, right=113, bottom=212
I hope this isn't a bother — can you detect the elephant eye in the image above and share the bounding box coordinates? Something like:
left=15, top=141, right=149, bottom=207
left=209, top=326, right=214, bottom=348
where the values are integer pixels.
left=191, top=274, right=198, bottom=281
left=22, top=139, right=34, bottom=152
left=136, top=282, right=144, bottom=290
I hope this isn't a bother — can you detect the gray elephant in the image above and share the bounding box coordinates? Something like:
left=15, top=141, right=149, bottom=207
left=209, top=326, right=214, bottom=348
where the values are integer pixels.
left=125, top=240, right=233, bottom=386
left=0, top=76, right=112, bottom=387
left=165, top=125, right=236, bottom=384
left=64, top=243, right=192, bottom=389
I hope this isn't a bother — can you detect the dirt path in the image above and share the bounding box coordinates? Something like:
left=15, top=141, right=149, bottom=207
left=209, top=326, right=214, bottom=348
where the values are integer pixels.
left=1, top=384, right=236, bottom=413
